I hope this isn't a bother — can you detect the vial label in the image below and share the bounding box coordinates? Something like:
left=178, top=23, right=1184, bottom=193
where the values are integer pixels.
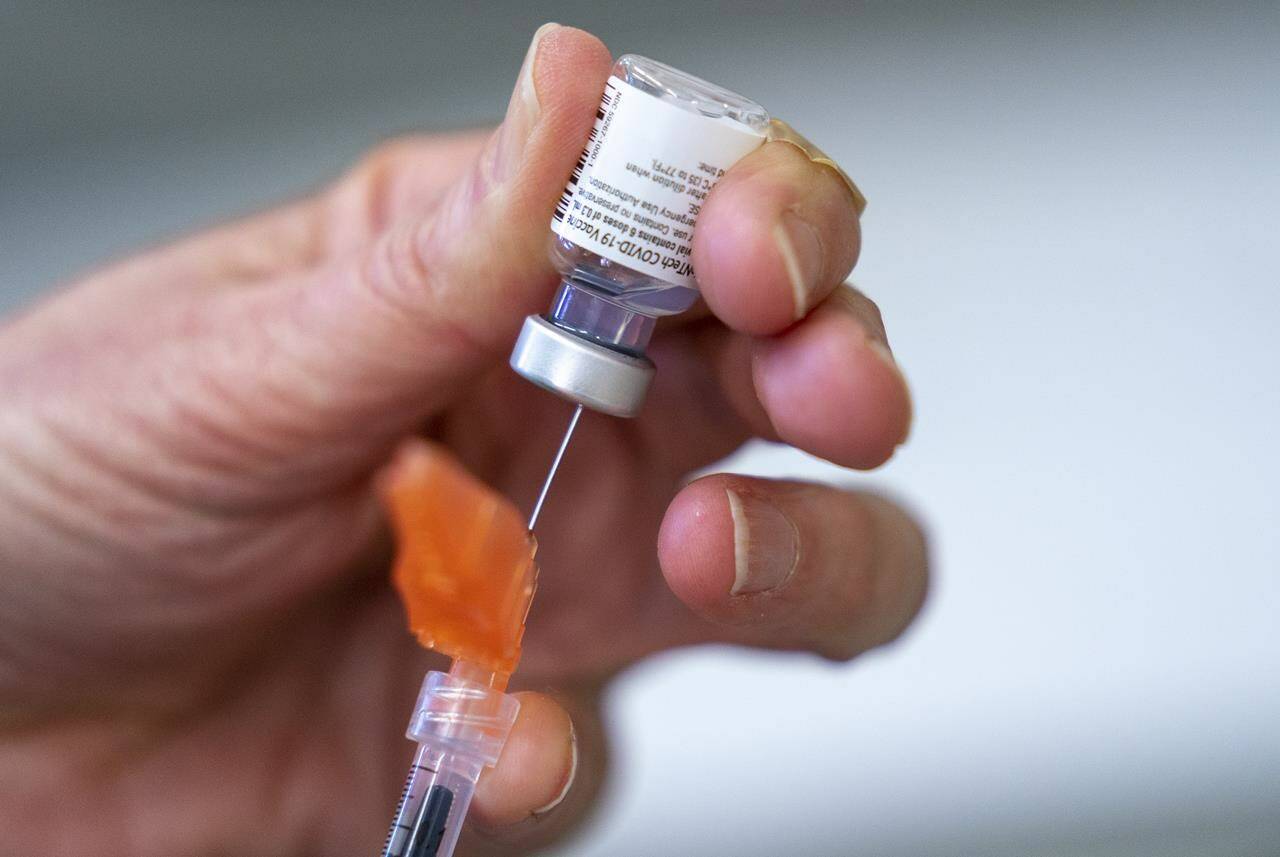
left=552, top=79, right=766, bottom=289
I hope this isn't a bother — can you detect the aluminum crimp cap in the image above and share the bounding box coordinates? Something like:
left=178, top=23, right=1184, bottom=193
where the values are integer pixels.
left=509, top=315, right=655, bottom=418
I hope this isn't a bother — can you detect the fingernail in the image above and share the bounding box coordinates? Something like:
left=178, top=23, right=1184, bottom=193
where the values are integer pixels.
left=531, top=720, right=577, bottom=817
left=514, top=23, right=555, bottom=122
left=773, top=210, right=824, bottom=321
left=493, top=22, right=557, bottom=179
left=766, top=119, right=867, bottom=215
left=867, top=338, right=914, bottom=444
left=726, top=488, right=800, bottom=595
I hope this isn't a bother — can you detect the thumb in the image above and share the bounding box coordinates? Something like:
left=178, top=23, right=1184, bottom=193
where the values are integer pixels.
left=271, top=24, right=610, bottom=440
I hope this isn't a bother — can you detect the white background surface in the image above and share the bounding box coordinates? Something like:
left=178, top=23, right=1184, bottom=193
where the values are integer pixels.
left=2, top=2, right=1277, bottom=854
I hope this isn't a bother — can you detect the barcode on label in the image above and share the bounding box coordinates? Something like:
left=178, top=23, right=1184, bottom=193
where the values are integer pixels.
left=552, top=79, right=620, bottom=223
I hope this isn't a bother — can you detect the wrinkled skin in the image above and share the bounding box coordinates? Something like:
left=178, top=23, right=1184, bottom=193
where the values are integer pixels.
left=0, top=25, right=925, bottom=857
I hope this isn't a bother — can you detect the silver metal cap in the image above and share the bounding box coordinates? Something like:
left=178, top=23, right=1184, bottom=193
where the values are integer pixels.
left=509, top=315, right=655, bottom=418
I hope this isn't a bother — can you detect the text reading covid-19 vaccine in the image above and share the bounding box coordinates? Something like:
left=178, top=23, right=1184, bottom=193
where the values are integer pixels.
left=511, top=54, right=770, bottom=417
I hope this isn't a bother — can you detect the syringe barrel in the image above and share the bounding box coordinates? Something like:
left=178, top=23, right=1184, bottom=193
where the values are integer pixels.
left=383, top=745, right=480, bottom=857
left=381, top=670, right=520, bottom=857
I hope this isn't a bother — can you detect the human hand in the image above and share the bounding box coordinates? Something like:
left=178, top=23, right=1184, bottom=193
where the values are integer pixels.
left=0, top=24, right=926, bottom=856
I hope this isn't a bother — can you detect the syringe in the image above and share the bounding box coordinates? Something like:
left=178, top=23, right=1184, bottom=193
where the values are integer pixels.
left=379, top=413, right=581, bottom=857
left=381, top=663, right=519, bottom=857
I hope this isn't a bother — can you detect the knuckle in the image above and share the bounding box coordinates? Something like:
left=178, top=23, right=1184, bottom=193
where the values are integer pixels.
left=329, top=135, right=440, bottom=245
left=341, top=138, right=418, bottom=231
left=350, top=136, right=438, bottom=187
left=354, top=216, right=490, bottom=361
left=358, top=217, right=434, bottom=320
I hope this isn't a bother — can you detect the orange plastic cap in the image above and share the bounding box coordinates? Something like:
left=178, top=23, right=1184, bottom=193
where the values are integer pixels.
left=385, top=441, right=538, bottom=682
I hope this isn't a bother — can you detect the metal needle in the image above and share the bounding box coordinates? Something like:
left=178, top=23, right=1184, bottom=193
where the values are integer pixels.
left=528, top=404, right=583, bottom=531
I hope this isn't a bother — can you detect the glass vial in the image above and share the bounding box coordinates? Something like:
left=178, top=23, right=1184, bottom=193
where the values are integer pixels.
left=510, top=54, right=770, bottom=417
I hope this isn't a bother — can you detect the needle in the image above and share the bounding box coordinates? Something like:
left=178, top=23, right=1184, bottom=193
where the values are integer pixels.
left=528, top=404, right=583, bottom=531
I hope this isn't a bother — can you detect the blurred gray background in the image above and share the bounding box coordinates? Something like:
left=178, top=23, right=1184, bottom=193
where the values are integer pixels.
left=3, top=1, right=1278, bottom=855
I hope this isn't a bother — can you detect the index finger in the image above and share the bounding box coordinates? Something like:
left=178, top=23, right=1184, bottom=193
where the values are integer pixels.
left=692, top=139, right=863, bottom=335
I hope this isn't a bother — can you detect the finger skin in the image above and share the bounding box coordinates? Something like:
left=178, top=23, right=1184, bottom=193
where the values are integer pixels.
left=676, top=286, right=911, bottom=471
left=465, top=687, right=609, bottom=855
left=471, top=692, right=576, bottom=828
left=251, top=26, right=613, bottom=448
left=324, top=131, right=491, bottom=257
left=753, top=290, right=912, bottom=469
left=371, top=24, right=613, bottom=353
left=657, top=473, right=928, bottom=661
left=694, top=141, right=862, bottom=336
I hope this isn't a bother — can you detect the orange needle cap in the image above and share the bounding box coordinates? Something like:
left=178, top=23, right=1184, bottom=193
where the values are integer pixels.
left=385, top=441, right=538, bottom=682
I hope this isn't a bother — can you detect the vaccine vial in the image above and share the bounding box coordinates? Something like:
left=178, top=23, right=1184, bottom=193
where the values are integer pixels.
left=510, top=54, right=770, bottom=417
